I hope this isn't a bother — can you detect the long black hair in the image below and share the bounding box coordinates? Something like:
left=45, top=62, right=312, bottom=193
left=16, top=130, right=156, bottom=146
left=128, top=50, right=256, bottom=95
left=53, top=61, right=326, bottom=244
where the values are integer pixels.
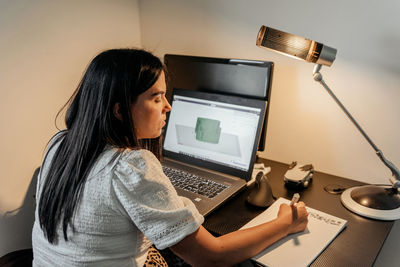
left=38, top=49, right=164, bottom=243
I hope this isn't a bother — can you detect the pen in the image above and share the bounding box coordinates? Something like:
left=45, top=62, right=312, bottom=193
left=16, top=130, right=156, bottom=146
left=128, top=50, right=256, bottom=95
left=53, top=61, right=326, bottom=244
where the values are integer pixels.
left=290, top=193, right=300, bottom=206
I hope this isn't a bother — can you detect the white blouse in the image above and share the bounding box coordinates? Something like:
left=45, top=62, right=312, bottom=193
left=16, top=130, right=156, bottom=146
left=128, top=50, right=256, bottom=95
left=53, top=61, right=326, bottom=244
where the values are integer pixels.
left=32, top=139, right=204, bottom=267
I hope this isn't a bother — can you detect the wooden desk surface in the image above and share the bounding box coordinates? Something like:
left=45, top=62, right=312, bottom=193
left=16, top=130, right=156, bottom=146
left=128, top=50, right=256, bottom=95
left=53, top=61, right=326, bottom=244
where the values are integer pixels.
left=203, top=158, right=394, bottom=267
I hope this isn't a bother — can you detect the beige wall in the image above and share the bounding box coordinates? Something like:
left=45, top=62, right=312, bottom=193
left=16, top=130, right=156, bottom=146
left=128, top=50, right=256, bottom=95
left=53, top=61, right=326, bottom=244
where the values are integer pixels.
left=139, top=0, right=400, bottom=186
left=0, top=0, right=142, bottom=256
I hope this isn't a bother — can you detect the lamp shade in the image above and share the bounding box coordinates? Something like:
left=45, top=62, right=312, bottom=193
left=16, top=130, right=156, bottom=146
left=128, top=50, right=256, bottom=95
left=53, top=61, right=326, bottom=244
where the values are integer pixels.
left=256, top=25, right=337, bottom=67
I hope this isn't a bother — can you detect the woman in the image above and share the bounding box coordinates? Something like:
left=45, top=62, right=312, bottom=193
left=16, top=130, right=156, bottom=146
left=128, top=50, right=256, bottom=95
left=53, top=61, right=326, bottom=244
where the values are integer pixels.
left=32, top=48, right=308, bottom=267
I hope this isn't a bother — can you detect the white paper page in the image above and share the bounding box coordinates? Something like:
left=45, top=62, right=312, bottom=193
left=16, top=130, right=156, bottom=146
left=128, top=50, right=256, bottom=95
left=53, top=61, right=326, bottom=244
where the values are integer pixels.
left=241, top=198, right=347, bottom=267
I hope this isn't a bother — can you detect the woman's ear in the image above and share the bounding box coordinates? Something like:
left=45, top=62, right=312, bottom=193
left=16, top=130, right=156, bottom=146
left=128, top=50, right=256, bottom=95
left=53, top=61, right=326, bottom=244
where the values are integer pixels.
left=113, top=103, right=123, bottom=121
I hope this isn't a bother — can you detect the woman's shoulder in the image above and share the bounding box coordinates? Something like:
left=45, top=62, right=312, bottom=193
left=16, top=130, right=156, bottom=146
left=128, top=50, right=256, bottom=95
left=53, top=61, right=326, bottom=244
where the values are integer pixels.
left=40, top=131, right=67, bottom=171
left=118, top=148, right=159, bottom=165
left=48, top=130, right=67, bottom=146
left=111, top=148, right=168, bottom=193
left=84, top=147, right=160, bottom=182
left=112, top=148, right=161, bottom=174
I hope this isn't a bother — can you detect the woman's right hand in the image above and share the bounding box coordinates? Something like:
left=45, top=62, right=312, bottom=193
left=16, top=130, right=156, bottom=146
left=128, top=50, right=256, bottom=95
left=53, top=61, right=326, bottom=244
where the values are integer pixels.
left=277, top=201, right=309, bottom=235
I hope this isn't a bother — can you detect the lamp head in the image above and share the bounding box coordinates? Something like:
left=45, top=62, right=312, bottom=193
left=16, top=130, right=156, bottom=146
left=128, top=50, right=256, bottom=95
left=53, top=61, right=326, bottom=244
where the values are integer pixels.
left=256, top=25, right=337, bottom=67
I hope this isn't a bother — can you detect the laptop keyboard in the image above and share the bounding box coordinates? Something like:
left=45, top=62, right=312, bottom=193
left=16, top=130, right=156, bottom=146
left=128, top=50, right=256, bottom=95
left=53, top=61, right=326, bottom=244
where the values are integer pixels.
left=162, top=166, right=229, bottom=199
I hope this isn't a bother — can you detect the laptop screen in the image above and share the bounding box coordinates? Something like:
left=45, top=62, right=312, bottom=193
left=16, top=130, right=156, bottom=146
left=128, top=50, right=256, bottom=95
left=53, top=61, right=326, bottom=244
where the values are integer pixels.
left=163, top=89, right=266, bottom=181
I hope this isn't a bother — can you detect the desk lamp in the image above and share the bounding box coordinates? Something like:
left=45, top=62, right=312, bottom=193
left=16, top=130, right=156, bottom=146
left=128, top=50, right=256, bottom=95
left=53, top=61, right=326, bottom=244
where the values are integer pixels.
left=256, top=25, right=400, bottom=220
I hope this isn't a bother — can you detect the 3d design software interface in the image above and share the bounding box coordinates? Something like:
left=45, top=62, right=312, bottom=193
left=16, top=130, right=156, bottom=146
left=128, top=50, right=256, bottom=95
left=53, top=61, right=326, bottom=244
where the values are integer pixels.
left=164, top=93, right=261, bottom=171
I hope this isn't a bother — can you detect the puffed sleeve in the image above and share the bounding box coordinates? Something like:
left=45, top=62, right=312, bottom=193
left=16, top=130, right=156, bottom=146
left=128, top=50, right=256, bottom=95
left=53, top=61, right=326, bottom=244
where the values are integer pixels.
left=111, top=149, right=204, bottom=250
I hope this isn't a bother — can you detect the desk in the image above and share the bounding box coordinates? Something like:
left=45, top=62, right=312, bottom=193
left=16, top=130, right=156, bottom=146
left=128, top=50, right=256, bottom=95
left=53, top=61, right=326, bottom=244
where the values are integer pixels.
left=203, top=158, right=394, bottom=267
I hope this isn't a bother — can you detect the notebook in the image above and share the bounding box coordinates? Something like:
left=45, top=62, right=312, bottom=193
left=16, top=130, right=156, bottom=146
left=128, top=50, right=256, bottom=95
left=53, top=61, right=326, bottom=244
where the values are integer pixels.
left=240, top=198, right=348, bottom=267
left=162, top=89, right=266, bottom=216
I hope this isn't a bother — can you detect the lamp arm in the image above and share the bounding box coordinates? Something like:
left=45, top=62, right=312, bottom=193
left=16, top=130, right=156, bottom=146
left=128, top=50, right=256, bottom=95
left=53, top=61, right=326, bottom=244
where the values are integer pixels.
left=312, top=64, right=400, bottom=188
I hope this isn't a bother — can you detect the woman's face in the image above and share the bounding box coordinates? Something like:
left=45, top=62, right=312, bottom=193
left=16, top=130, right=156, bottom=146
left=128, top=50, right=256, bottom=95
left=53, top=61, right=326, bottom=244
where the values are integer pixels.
left=131, top=71, right=172, bottom=139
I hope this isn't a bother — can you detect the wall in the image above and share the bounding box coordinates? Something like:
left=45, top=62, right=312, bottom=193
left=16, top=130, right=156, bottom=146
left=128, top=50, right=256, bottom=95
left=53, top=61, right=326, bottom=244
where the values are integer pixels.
left=0, top=0, right=142, bottom=256
left=138, top=0, right=400, bottom=266
left=139, top=0, right=400, bottom=186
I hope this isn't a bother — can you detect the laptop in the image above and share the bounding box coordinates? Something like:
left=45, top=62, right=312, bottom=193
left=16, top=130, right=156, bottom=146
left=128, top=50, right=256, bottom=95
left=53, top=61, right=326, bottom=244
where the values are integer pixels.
left=162, top=88, right=266, bottom=216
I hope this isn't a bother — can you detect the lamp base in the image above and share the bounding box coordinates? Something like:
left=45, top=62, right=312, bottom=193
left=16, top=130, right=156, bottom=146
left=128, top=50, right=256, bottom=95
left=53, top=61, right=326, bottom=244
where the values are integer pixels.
left=341, top=185, right=400, bottom=220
